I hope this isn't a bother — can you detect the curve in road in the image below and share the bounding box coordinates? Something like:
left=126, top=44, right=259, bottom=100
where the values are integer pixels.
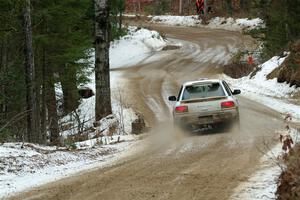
left=9, top=25, right=283, bottom=200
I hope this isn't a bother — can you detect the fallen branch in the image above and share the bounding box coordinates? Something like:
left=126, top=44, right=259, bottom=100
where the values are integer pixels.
left=22, top=143, right=68, bottom=154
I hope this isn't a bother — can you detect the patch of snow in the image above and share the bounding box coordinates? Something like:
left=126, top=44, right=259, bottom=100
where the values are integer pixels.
left=110, top=26, right=167, bottom=68
left=150, top=15, right=264, bottom=31
left=123, top=14, right=139, bottom=18
left=0, top=145, right=39, bottom=158
left=223, top=54, right=300, bottom=121
left=231, top=166, right=280, bottom=200
left=151, top=15, right=201, bottom=27
left=236, top=18, right=264, bottom=29
left=230, top=129, right=300, bottom=200
left=208, top=17, right=264, bottom=31
left=60, top=70, right=138, bottom=137
left=0, top=137, right=140, bottom=199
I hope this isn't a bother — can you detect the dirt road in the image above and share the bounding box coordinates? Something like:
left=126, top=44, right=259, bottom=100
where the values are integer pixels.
left=9, top=25, right=283, bottom=200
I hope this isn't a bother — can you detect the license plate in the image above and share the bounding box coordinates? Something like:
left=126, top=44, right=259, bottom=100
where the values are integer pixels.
left=198, top=116, right=213, bottom=124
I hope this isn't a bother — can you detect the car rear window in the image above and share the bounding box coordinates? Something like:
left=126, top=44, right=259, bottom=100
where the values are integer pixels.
left=182, top=82, right=225, bottom=100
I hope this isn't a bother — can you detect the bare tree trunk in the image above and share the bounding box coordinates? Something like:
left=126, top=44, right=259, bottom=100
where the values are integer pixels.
left=179, top=0, right=183, bottom=15
left=3, top=40, right=9, bottom=119
left=35, top=75, right=42, bottom=142
left=0, top=41, right=6, bottom=116
left=94, top=0, right=112, bottom=121
left=134, top=2, right=137, bottom=14
left=41, top=47, right=47, bottom=143
left=23, top=0, right=40, bottom=143
left=119, top=11, right=123, bottom=32
left=34, top=47, right=42, bottom=143
left=138, top=0, right=141, bottom=14
left=46, top=79, right=60, bottom=145
left=204, top=0, right=208, bottom=15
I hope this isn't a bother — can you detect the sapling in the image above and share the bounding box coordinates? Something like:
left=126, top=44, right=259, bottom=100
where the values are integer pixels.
left=280, top=114, right=294, bottom=153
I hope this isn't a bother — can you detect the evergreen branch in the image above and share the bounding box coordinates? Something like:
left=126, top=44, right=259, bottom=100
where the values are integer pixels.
left=0, top=26, right=17, bottom=33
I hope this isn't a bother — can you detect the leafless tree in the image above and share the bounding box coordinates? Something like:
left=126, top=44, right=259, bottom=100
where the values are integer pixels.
left=94, top=0, right=112, bottom=121
left=22, top=0, right=41, bottom=143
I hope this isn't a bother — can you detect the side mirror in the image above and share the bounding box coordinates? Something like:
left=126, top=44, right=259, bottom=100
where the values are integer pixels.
left=232, top=89, right=241, bottom=95
left=168, top=96, right=177, bottom=101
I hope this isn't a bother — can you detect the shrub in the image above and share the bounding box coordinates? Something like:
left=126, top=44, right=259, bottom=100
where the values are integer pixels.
left=223, top=62, right=256, bottom=78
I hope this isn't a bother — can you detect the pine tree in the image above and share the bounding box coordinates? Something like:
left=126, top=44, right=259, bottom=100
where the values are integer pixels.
left=32, top=0, right=93, bottom=144
left=110, top=0, right=126, bottom=39
left=0, top=0, right=26, bottom=142
left=263, top=0, right=300, bottom=57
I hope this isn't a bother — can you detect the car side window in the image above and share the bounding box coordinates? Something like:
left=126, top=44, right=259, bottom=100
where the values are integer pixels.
left=222, top=81, right=232, bottom=96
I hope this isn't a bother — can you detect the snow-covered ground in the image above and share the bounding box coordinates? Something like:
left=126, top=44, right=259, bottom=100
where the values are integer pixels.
left=223, top=54, right=300, bottom=121
left=0, top=136, right=140, bottom=198
left=150, top=15, right=264, bottom=31
left=0, top=26, right=167, bottom=199
left=208, top=17, right=264, bottom=31
left=110, top=26, right=167, bottom=68
left=151, top=15, right=201, bottom=27
left=230, top=128, right=300, bottom=200
left=60, top=72, right=138, bottom=137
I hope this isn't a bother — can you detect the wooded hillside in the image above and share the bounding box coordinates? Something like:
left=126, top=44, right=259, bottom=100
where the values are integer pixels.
left=0, top=0, right=125, bottom=144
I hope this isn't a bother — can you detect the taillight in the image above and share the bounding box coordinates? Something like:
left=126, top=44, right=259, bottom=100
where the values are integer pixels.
left=175, top=105, right=188, bottom=113
left=221, top=101, right=235, bottom=108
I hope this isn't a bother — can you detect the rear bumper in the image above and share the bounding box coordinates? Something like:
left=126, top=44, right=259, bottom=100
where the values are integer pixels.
left=174, top=109, right=239, bottom=126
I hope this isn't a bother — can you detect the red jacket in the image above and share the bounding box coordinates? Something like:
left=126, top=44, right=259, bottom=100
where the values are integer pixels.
left=196, top=0, right=204, bottom=9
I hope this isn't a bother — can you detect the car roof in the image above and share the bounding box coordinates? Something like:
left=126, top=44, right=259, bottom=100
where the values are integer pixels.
left=183, top=79, right=222, bottom=86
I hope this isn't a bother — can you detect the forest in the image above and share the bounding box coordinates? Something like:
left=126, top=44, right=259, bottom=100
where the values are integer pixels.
left=0, top=0, right=125, bottom=144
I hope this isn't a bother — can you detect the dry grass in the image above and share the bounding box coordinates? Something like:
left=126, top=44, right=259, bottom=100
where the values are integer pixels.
left=223, top=62, right=256, bottom=78
left=276, top=143, right=300, bottom=200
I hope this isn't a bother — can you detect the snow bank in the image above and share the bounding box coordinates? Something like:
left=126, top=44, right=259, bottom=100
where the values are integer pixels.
left=60, top=90, right=137, bottom=137
left=0, top=136, right=139, bottom=198
left=110, top=26, right=167, bottom=68
left=208, top=17, right=264, bottom=31
left=151, top=15, right=201, bottom=27
left=224, top=54, right=300, bottom=120
left=60, top=70, right=138, bottom=137
left=150, top=15, right=264, bottom=31
left=230, top=129, right=300, bottom=200
left=227, top=55, right=298, bottom=98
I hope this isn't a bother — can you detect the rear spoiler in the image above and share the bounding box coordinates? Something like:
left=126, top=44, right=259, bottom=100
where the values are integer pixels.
left=180, top=96, right=226, bottom=104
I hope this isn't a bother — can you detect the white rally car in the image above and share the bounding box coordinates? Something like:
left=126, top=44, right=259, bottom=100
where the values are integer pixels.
left=168, top=79, right=241, bottom=130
